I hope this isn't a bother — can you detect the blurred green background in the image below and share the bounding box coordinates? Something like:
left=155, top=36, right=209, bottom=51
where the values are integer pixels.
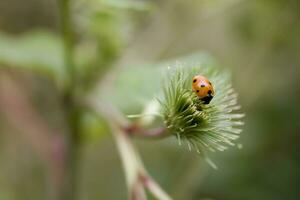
left=0, top=0, right=300, bottom=200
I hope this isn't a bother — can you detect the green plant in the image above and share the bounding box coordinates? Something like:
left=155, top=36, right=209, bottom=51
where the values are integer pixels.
left=161, top=64, right=244, bottom=154
left=0, top=0, right=244, bottom=199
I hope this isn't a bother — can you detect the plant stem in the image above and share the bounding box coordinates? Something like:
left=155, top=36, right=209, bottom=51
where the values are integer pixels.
left=63, top=101, right=82, bottom=200
left=88, top=99, right=172, bottom=200
left=59, top=0, right=75, bottom=85
left=58, top=0, right=81, bottom=200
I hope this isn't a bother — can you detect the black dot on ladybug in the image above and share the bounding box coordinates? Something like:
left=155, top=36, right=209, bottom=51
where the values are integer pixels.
left=196, top=90, right=199, bottom=93
left=208, top=90, right=212, bottom=95
left=193, top=79, right=197, bottom=83
left=201, top=84, right=205, bottom=87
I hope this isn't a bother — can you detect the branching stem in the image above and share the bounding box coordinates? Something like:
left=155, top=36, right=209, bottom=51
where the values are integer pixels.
left=88, top=98, right=172, bottom=200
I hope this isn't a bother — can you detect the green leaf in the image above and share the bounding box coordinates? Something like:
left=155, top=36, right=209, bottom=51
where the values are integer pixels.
left=101, top=66, right=162, bottom=115
left=0, top=30, right=65, bottom=87
left=98, top=52, right=214, bottom=115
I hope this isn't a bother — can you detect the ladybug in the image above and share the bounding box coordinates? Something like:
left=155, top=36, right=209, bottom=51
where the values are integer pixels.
left=192, top=75, right=215, bottom=104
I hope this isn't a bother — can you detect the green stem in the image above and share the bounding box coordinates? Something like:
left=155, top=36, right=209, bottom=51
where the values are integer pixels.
left=63, top=102, right=82, bottom=200
left=58, top=0, right=81, bottom=200
left=59, top=0, right=75, bottom=86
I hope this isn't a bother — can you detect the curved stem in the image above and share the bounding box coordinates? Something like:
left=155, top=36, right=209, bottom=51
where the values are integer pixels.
left=88, top=98, right=172, bottom=200
left=111, top=124, right=172, bottom=200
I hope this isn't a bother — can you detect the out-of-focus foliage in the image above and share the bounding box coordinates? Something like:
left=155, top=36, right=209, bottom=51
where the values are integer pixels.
left=0, top=0, right=154, bottom=90
left=0, top=31, right=65, bottom=86
left=74, top=0, right=154, bottom=90
left=1, top=0, right=300, bottom=199
left=99, top=53, right=213, bottom=115
left=81, top=111, right=110, bottom=142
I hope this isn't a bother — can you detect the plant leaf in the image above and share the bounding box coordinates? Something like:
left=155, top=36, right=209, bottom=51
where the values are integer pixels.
left=0, top=30, right=66, bottom=87
left=97, top=52, right=214, bottom=115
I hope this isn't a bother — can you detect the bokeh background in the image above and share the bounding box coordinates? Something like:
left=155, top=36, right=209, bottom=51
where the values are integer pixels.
left=0, top=0, right=300, bottom=200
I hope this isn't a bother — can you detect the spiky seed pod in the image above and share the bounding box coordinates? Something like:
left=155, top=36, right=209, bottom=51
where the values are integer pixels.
left=160, top=64, right=244, bottom=153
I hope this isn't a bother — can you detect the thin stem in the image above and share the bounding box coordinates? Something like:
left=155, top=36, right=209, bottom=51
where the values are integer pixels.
left=58, top=0, right=81, bottom=200
left=62, top=103, right=82, bottom=200
left=139, top=173, right=172, bottom=200
left=59, top=0, right=75, bottom=87
left=88, top=98, right=172, bottom=200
